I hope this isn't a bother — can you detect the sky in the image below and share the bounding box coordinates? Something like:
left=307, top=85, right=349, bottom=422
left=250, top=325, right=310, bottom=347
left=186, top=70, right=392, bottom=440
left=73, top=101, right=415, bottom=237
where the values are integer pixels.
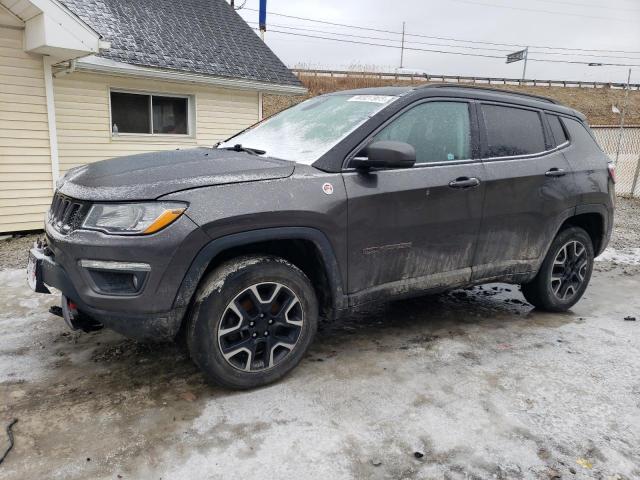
left=234, top=0, right=640, bottom=84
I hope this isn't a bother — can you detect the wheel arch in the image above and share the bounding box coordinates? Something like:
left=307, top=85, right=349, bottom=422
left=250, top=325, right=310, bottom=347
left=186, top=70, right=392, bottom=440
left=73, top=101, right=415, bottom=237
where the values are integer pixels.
left=173, top=227, right=347, bottom=323
left=558, top=205, right=609, bottom=256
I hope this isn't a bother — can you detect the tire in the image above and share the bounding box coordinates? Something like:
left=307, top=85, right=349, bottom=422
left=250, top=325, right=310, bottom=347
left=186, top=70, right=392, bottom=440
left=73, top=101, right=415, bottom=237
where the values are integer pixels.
left=187, top=255, right=318, bottom=389
left=521, top=226, right=594, bottom=312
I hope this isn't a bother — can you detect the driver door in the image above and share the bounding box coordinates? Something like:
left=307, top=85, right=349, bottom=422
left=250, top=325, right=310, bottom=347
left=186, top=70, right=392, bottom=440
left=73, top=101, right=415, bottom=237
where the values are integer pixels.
left=343, top=99, right=486, bottom=305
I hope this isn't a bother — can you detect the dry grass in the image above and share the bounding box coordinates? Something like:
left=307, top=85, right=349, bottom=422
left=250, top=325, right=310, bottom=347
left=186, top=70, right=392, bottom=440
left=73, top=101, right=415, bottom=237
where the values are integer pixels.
left=264, top=74, right=640, bottom=126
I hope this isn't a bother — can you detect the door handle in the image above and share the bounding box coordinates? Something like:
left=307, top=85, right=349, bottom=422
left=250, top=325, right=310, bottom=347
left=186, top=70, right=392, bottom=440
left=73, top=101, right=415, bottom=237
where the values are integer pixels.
left=449, top=177, right=480, bottom=189
left=545, top=168, right=566, bottom=177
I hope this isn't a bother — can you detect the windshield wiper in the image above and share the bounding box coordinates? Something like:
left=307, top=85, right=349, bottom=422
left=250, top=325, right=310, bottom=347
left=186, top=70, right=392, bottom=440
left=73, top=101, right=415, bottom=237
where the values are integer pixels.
left=221, top=144, right=266, bottom=155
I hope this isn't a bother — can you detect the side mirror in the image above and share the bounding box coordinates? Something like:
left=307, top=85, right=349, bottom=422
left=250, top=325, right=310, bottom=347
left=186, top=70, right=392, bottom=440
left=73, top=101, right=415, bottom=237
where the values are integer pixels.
left=351, top=141, right=416, bottom=170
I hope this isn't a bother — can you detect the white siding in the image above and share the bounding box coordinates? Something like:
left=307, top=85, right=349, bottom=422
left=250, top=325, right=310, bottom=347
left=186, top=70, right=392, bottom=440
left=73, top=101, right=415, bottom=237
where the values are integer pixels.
left=53, top=72, right=260, bottom=173
left=0, top=16, right=52, bottom=232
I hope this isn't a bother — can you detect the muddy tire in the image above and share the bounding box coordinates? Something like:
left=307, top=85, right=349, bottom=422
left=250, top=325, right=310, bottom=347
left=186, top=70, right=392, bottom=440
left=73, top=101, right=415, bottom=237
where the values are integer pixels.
left=187, top=255, right=318, bottom=389
left=521, top=226, right=594, bottom=312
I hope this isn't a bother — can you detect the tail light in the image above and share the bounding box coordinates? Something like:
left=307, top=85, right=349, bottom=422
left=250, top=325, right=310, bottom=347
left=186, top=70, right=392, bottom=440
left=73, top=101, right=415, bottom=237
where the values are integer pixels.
left=607, top=163, right=616, bottom=183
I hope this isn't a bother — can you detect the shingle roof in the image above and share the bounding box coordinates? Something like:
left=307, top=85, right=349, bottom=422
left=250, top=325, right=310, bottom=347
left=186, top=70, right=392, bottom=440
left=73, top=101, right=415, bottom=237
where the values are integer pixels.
left=59, top=0, right=302, bottom=87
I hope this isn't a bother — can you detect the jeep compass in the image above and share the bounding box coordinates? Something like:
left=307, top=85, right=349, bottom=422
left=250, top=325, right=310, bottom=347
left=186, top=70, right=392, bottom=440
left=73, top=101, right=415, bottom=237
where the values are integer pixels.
left=27, top=85, right=615, bottom=389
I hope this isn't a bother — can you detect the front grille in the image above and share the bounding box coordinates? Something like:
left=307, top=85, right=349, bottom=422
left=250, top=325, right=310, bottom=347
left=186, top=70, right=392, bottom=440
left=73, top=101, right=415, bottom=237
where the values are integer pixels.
left=48, top=193, right=90, bottom=234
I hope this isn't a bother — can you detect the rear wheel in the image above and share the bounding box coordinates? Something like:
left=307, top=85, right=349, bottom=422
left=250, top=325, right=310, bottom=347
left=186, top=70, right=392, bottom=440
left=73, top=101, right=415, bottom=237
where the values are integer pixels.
left=187, top=255, right=318, bottom=389
left=521, top=226, right=594, bottom=312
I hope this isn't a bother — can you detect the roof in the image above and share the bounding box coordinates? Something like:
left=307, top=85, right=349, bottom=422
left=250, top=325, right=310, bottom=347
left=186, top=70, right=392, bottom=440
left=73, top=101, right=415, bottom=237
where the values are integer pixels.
left=58, top=0, right=302, bottom=88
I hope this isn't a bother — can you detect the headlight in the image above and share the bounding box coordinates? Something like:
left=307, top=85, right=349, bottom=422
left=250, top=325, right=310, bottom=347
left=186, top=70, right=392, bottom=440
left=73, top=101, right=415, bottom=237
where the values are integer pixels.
left=82, top=202, right=187, bottom=235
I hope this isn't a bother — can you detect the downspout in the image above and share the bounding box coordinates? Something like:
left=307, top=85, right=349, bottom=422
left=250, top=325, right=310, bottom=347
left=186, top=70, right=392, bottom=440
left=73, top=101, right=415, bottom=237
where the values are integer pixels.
left=258, top=92, right=263, bottom=121
left=43, top=56, right=60, bottom=191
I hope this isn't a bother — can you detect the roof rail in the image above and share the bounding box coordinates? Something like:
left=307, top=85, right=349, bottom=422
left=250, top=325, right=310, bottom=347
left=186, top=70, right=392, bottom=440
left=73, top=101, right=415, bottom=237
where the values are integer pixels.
left=421, top=83, right=558, bottom=104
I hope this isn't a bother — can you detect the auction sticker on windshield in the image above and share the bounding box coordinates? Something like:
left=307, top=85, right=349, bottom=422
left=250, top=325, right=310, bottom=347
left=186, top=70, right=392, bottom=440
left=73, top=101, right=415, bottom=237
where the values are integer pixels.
left=347, top=95, right=396, bottom=103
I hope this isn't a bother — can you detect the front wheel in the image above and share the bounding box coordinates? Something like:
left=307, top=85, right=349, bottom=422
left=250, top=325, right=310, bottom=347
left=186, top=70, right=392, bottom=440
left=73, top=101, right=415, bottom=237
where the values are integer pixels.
left=187, top=255, right=318, bottom=389
left=521, top=226, right=594, bottom=312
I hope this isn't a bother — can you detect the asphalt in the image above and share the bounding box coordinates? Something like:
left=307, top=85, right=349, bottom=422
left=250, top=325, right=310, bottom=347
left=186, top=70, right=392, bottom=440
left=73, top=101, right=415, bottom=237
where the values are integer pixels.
left=0, top=198, right=638, bottom=479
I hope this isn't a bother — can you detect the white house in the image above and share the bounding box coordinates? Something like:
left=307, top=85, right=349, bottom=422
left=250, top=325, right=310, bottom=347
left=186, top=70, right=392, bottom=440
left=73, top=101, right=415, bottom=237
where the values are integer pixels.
left=0, top=0, right=305, bottom=232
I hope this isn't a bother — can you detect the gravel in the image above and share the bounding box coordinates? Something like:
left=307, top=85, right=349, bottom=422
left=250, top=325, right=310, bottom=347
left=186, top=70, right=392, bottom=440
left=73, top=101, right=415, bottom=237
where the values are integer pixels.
left=610, top=196, right=640, bottom=250
left=0, top=233, right=40, bottom=270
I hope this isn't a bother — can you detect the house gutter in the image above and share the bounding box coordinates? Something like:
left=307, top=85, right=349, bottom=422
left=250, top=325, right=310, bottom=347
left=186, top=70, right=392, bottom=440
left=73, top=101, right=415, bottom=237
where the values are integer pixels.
left=74, top=56, right=307, bottom=95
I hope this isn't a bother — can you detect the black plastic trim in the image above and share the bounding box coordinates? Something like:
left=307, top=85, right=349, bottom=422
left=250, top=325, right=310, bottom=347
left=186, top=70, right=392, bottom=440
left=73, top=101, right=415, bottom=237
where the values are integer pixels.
left=172, top=227, right=348, bottom=314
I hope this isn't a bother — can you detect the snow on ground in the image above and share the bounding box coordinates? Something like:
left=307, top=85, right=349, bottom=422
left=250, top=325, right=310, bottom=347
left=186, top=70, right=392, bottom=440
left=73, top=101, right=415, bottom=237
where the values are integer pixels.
left=596, top=247, right=640, bottom=265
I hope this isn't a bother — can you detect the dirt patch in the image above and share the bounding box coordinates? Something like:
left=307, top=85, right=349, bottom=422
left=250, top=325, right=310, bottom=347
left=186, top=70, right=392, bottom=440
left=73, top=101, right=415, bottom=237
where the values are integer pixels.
left=264, top=74, right=640, bottom=126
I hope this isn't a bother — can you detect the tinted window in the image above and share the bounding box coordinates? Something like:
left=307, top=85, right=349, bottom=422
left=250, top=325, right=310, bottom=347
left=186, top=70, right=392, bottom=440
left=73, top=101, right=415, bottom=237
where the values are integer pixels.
left=111, top=92, right=150, bottom=134
left=548, top=115, right=568, bottom=146
left=373, top=101, right=471, bottom=164
left=110, top=91, right=189, bottom=135
left=152, top=96, right=188, bottom=134
left=482, top=105, right=546, bottom=157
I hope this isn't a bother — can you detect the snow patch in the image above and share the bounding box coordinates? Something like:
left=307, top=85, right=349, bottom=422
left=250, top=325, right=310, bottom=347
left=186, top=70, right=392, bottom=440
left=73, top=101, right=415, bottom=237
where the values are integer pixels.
left=596, top=247, right=640, bottom=265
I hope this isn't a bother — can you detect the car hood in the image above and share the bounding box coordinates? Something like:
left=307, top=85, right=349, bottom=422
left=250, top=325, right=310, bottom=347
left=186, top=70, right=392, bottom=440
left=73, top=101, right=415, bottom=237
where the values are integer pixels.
left=57, top=148, right=295, bottom=201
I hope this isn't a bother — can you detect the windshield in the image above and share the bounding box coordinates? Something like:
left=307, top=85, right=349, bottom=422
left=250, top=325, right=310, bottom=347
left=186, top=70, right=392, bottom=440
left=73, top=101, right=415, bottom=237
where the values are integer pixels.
left=218, top=94, right=398, bottom=164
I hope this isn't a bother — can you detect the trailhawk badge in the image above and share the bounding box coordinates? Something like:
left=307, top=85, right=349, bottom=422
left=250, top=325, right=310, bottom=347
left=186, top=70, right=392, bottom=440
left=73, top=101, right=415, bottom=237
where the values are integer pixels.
left=322, top=183, right=334, bottom=195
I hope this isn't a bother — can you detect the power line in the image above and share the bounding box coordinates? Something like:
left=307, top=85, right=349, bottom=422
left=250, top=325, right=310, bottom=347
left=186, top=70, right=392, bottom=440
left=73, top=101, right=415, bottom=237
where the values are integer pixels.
left=246, top=20, right=640, bottom=61
left=253, top=28, right=640, bottom=67
left=243, top=7, right=640, bottom=54
left=450, top=0, right=635, bottom=22
left=531, top=0, right=640, bottom=12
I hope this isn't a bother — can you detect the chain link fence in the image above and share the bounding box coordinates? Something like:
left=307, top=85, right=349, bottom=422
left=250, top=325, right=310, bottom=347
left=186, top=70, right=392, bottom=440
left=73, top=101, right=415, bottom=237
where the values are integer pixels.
left=591, top=126, right=640, bottom=197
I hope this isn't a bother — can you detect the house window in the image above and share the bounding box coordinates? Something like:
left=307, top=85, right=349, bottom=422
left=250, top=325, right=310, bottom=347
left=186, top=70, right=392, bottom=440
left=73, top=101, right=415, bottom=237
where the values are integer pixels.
left=110, top=91, right=190, bottom=135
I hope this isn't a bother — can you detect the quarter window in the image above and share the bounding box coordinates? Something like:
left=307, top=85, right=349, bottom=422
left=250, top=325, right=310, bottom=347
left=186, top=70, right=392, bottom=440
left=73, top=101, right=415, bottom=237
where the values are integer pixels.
left=110, top=91, right=189, bottom=135
left=481, top=104, right=545, bottom=157
left=548, top=115, right=568, bottom=146
left=373, top=101, right=471, bottom=164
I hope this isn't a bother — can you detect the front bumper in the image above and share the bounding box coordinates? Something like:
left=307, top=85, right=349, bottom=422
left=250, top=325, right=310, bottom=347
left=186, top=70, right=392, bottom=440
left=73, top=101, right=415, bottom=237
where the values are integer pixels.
left=35, top=214, right=210, bottom=341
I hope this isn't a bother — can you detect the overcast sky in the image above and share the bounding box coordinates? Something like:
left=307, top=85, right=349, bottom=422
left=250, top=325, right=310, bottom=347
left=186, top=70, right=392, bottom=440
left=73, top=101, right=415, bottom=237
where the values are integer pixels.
left=235, top=0, right=640, bottom=84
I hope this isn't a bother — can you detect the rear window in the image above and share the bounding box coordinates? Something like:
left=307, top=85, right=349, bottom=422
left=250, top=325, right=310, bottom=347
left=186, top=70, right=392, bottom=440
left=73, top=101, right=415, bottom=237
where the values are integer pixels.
left=548, top=115, right=568, bottom=146
left=481, top=104, right=546, bottom=157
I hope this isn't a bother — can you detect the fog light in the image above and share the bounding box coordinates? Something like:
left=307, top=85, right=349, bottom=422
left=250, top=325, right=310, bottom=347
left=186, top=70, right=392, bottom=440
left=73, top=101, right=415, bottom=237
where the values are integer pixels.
left=79, top=259, right=150, bottom=295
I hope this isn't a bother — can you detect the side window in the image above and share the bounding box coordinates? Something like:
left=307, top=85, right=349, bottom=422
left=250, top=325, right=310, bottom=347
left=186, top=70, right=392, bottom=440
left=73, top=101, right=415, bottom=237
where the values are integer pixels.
left=373, top=101, right=471, bottom=164
left=481, top=104, right=546, bottom=157
left=548, top=115, right=568, bottom=146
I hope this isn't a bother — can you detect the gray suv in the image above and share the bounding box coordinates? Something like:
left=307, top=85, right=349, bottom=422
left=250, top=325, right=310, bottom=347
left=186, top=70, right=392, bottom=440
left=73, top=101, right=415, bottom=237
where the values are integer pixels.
left=28, top=85, right=615, bottom=388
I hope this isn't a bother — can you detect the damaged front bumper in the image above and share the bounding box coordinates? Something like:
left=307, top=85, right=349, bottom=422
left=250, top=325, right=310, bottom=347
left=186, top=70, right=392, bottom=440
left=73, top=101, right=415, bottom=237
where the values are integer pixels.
left=28, top=241, right=186, bottom=341
left=26, top=206, right=210, bottom=341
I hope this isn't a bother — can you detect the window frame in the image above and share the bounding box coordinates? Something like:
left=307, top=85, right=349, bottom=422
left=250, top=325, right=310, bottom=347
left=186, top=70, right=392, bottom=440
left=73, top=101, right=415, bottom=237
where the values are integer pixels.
left=477, top=101, right=553, bottom=162
left=108, top=88, right=195, bottom=138
left=343, top=97, right=480, bottom=171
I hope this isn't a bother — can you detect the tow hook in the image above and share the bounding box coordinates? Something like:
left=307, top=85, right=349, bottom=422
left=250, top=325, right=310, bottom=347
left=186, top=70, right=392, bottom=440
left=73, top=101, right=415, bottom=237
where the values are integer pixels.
left=61, top=295, right=103, bottom=332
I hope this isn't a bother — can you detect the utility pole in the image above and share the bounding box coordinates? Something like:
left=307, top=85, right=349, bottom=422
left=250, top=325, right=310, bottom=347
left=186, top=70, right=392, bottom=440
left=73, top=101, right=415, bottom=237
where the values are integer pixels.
left=521, top=46, right=529, bottom=81
left=400, top=22, right=405, bottom=69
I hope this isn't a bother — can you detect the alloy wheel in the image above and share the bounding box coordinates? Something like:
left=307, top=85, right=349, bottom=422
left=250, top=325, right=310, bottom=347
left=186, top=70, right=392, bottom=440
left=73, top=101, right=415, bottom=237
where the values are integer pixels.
left=550, top=240, right=589, bottom=301
left=217, top=282, right=304, bottom=372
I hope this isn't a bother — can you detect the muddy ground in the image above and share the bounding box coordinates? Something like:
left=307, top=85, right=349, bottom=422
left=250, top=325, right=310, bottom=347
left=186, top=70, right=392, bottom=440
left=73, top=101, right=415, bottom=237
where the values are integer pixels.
left=0, top=199, right=639, bottom=479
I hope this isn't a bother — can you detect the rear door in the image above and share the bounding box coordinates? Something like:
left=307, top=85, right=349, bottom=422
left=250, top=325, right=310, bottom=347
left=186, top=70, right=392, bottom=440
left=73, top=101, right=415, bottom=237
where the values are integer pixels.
left=472, top=103, right=576, bottom=281
left=343, top=99, right=486, bottom=304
